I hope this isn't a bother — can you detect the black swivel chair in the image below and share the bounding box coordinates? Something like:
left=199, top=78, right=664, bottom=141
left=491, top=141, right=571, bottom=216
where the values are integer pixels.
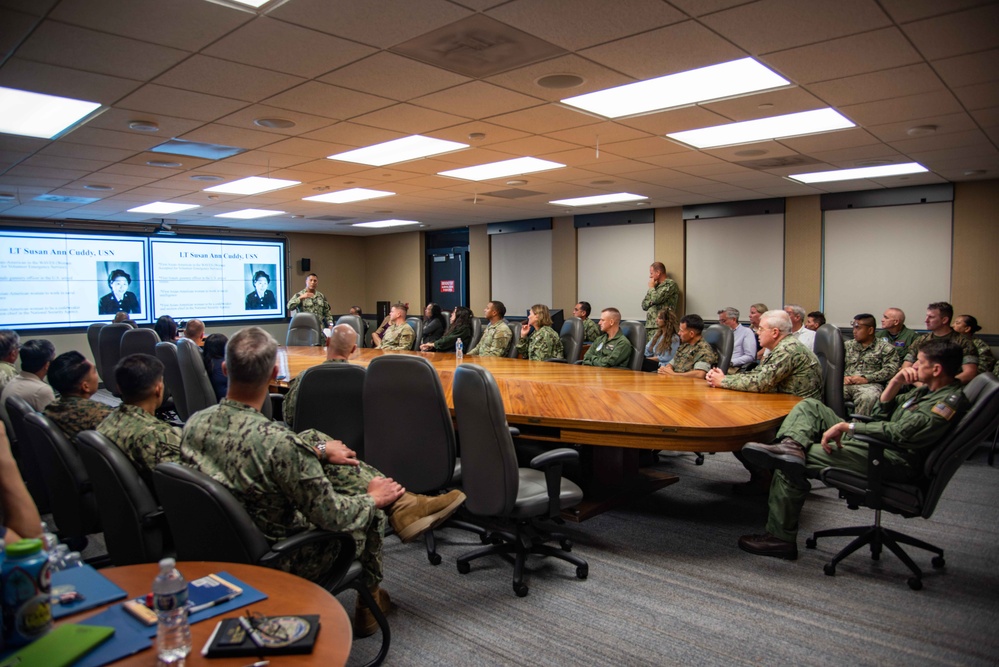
left=703, top=324, right=734, bottom=374
left=452, top=364, right=588, bottom=596
left=153, top=463, right=389, bottom=666
left=98, top=323, right=132, bottom=395
left=814, top=323, right=846, bottom=418
left=619, top=320, right=648, bottom=371
left=287, top=312, right=322, bottom=347
left=87, top=323, right=106, bottom=381
left=293, top=363, right=366, bottom=459
left=807, top=372, right=999, bottom=589
left=4, top=396, right=51, bottom=514
left=120, top=327, right=160, bottom=358
left=335, top=314, right=365, bottom=349
left=156, top=342, right=190, bottom=422
left=553, top=318, right=583, bottom=363
left=77, top=430, right=170, bottom=566
left=469, top=318, right=484, bottom=352
left=177, top=338, right=215, bottom=417
left=506, top=320, right=522, bottom=358
left=405, top=317, right=423, bottom=350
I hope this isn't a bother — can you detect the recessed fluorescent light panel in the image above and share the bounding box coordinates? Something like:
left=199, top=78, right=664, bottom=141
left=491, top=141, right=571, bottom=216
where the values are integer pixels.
left=329, top=135, right=469, bottom=166
left=0, top=86, right=102, bottom=139
left=549, top=193, right=648, bottom=207
left=127, top=202, right=200, bottom=214
left=353, top=219, right=420, bottom=229
left=788, top=162, right=929, bottom=184
left=303, top=188, right=395, bottom=204
left=561, top=58, right=789, bottom=119
left=215, top=209, right=286, bottom=219
left=203, top=176, right=300, bottom=195
left=667, top=108, right=855, bottom=149
left=438, top=157, right=565, bottom=181
left=228, top=0, right=271, bottom=7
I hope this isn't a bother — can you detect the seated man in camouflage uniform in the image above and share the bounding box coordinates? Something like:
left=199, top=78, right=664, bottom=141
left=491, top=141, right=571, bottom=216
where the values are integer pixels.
left=44, top=351, right=111, bottom=443
left=736, top=340, right=968, bottom=560
left=284, top=324, right=356, bottom=429
left=97, top=354, right=181, bottom=493
left=376, top=302, right=415, bottom=351
left=516, top=304, right=564, bottom=361
left=843, top=313, right=900, bottom=416
left=468, top=301, right=512, bottom=357
left=877, top=307, right=920, bottom=362
left=180, top=327, right=465, bottom=637
left=659, top=314, right=718, bottom=379
left=581, top=307, right=633, bottom=368
left=573, top=301, right=601, bottom=342
left=902, top=302, right=977, bottom=384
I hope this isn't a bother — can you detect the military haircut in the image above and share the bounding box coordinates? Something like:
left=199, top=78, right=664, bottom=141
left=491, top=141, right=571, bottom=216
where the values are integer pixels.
left=328, top=324, right=356, bottom=357
left=113, top=311, right=129, bottom=323
left=226, top=326, right=278, bottom=385
left=853, top=313, right=876, bottom=328
left=928, top=301, right=954, bottom=322
left=531, top=304, right=553, bottom=328
left=391, top=301, right=409, bottom=313
left=919, top=339, right=963, bottom=378
left=184, top=318, right=205, bottom=339
left=490, top=300, right=507, bottom=318
left=47, top=350, right=90, bottom=394
left=115, top=353, right=164, bottom=403
left=680, top=313, right=705, bottom=333
left=0, top=330, right=19, bottom=359
left=651, top=261, right=666, bottom=274
left=807, top=311, right=826, bottom=326
left=602, top=307, right=622, bottom=323
left=19, top=339, right=55, bottom=373
left=760, top=310, right=792, bottom=333
left=307, top=272, right=318, bottom=279
left=577, top=301, right=591, bottom=317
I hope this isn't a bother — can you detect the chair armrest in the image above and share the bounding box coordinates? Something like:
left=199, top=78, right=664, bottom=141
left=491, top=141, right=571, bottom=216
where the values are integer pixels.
left=530, top=448, right=579, bottom=519
left=850, top=414, right=876, bottom=423
left=529, top=448, right=579, bottom=469
left=140, top=508, right=165, bottom=528
left=269, top=393, right=284, bottom=422
left=261, top=530, right=356, bottom=593
left=508, top=427, right=520, bottom=438
left=572, top=360, right=584, bottom=365
left=545, top=357, right=568, bottom=363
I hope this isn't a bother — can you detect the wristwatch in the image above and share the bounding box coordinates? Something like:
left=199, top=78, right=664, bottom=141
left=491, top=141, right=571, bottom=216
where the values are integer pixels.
left=317, top=442, right=327, bottom=460
left=847, top=422, right=855, bottom=433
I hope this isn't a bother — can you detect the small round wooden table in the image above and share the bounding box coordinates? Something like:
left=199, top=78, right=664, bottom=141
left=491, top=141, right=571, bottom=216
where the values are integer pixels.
left=70, top=562, right=352, bottom=667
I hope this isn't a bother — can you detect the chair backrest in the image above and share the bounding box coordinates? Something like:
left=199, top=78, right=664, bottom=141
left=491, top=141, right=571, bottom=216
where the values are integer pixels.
left=294, top=363, right=367, bottom=459
left=452, top=364, right=521, bottom=517
left=559, top=318, right=584, bottom=362
left=405, top=317, right=423, bottom=351
left=703, top=324, right=734, bottom=374
left=155, top=342, right=189, bottom=421
left=814, top=323, right=846, bottom=418
left=177, top=338, right=216, bottom=417
left=334, top=314, right=364, bottom=349
left=120, top=327, right=161, bottom=359
left=23, top=411, right=101, bottom=539
left=618, top=320, right=648, bottom=371
left=77, top=430, right=168, bottom=565
left=153, top=462, right=270, bottom=564
left=87, top=323, right=106, bottom=380
left=98, top=323, right=132, bottom=395
left=363, top=356, right=455, bottom=493
left=469, top=318, right=484, bottom=351
left=506, top=320, right=522, bottom=358
left=4, top=395, right=51, bottom=514
left=549, top=309, right=565, bottom=336
left=286, top=312, right=321, bottom=347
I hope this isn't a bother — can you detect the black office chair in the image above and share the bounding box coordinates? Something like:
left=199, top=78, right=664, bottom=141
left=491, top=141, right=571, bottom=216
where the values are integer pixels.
left=287, top=312, right=322, bottom=347
left=120, top=327, right=160, bottom=358
left=452, top=364, right=588, bottom=596
left=619, top=320, right=648, bottom=371
left=550, top=318, right=583, bottom=363
left=98, top=322, right=132, bottom=395
left=468, top=318, right=484, bottom=352
left=814, top=323, right=846, bottom=418
left=293, top=363, right=366, bottom=459
left=87, top=323, right=106, bottom=382
left=77, top=430, right=171, bottom=566
left=703, top=324, right=734, bottom=374
left=153, top=463, right=389, bottom=666
left=177, top=338, right=215, bottom=417
left=807, top=372, right=999, bottom=589
left=156, top=342, right=190, bottom=422
left=335, top=314, right=365, bottom=349
left=404, top=316, right=423, bottom=351
left=506, top=320, right=522, bottom=358
left=4, top=395, right=51, bottom=514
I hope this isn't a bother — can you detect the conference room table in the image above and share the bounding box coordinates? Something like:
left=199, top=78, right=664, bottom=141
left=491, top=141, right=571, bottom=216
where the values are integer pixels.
left=276, top=347, right=802, bottom=520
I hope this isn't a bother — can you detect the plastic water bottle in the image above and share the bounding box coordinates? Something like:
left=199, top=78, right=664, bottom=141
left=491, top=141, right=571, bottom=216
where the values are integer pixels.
left=277, top=347, right=290, bottom=380
left=455, top=338, right=463, bottom=364
left=153, top=558, right=191, bottom=665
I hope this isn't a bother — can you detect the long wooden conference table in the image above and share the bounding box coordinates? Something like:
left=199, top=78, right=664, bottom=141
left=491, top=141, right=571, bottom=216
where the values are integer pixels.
left=277, top=347, right=802, bottom=520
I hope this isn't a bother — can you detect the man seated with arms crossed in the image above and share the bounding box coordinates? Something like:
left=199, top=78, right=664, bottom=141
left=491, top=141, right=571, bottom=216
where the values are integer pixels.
left=659, top=314, right=717, bottom=379
left=902, top=302, right=978, bottom=384
left=573, top=301, right=601, bottom=342
left=844, top=313, right=900, bottom=416
left=375, top=302, right=415, bottom=351
left=44, top=351, right=110, bottom=443
left=97, top=354, right=181, bottom=493
left=718, top=307, right=757, bottom=372
left=735, top=340, right=968, bottom=560
left=581, top=308, right=633, bottom=368
left=183, top=319, right=205, bottom=347
left=877, top=307, right=919, bottom=362
left=467, top=301, right=512, bottom=357
left=284, top=324, right=356, bottom=429
left=180, top=327, right=465, bottom=637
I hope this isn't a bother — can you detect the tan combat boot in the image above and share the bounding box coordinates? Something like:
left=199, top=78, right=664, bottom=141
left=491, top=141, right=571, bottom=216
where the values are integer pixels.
left=388, top=490, right=466, bottom=543
left=354, top=587, right=394, bottom=638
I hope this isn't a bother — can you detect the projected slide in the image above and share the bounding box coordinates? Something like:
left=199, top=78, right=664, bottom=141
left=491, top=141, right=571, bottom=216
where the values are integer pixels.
left=0, top=230, right=149, bottom=329
left=150, top=238, right=285, bottom=323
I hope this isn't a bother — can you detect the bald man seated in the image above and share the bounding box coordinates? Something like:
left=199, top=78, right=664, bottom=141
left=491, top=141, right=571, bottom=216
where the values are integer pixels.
left=284, top=324, right=357, bottom=429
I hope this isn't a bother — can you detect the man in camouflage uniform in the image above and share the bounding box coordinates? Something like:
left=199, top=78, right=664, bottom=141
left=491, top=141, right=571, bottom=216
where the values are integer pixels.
left=180, top=327, right=465, bottom=637
left=877, top=307, right=920, bottom=362
left=736, top=340, right=968, bottom=560
left=582, top=308, right=633, bottom=368
left=902, top=302, right=977, bottom=384
left=468, top=301, right=512, bottom=357
left=660, top=314, right=718, bottom=379
left=376, top=302, right=415, bottom=351
left=284, top=324, right=355, bottom=429
left=516, top=304, right=564, bottom=361
left=573, top=302, right=601, bottom=342
left=43, top=351, right=110, bottom=443
left=97, top=354, right=181, bottom=493
left=641, top=262, right=679, bottom=338
left=843, top=313, right=900, bottom=416
left=287, top=273, right=332, bottom=345
left=0, top=331, right=19, bottom=395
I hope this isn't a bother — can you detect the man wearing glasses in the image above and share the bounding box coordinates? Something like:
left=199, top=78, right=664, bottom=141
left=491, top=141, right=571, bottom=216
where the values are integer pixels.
left=844, top=313, right=899, bottom=416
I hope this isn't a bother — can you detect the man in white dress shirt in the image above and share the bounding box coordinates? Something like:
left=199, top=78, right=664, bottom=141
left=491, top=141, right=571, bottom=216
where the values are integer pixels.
left=718, top=307, right=757, bottom=372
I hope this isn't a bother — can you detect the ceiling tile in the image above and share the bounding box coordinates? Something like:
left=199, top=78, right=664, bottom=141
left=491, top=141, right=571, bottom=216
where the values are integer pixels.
left=319, top=52, right=470, bottom=101
left=701, top=86, right=827, bottom=121
left=154, top=56, right=305, bottom=103
left=116, top=84, right=248, bottom=122
left=840, top=90, right=963, bottom=126
left=489, top=105, right=598, bottom=134
left=666, top=0, right=761, bottom=17
left=351, top=103, right=470, bottom=134
left=301, top=122, right=403, bottom=148
left=5, top=164, right=91, bottom=181
left=761, top=28, right=921, bottom=84
left=212, top=105, right=336, bottom=137
left=486, top=54, right=632, bottom=103
left=866, top=112, right=979, bottom=143
left=177, top=124, right=283, bottom=151
left=484, top=135, right=581, bottom=157
left=890, top=128, right=992, bottom=155
left=901, top=3, right=999, bottom=60
left=38, top=142, right=137, bottom=163
left=804, top=144, right=905, bottom=166
left=615, top=106, right=731, bottom=135
left=257, top=137, right=353, bottom=159
left=61, top=126, right=163, bottom=151
left=263, top=81, right=395, bottom=120
left=431, top=122, right=531, bottom=148
left=0, top=58, right=140, bottom=104
left=0, top=135, right=49, bottom=153
left=970, top=106, right=999, bottom=127
left=414, top=81, right=543, bottom=119
left=601, top=136, right=686, bottom=159
left=952, top=82, right=999, bottom=111
left=0, top=0, right=57, bottom=16
left=808, top=63, right=945, bottom=107
left=21, top=154, right=111, bottom=172
left=881, top=0, right=993, bottom=24
left=546, top=121, right=652, bottom=146
left=84, top=108, right=205, bottom=137
left=777, top=127, right=881, bottom=153
left=931, top=48, right=999, bottom=89
left=0, top=8, right=39, bottom=62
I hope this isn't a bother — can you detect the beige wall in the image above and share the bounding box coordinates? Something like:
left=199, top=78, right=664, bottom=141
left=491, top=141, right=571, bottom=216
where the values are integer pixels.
left=655, top=206, right=685, bottom=315
left=783, top=195, right=822, bottom=312
left=952, top=180, right=999, bottom=333
left=285, top=232, right=366, bottom=314
left=468, top=224, right=490, bottom=310
left=361, top=231, right=423, bottom=316
left=550, top=216, right=576, bottom=313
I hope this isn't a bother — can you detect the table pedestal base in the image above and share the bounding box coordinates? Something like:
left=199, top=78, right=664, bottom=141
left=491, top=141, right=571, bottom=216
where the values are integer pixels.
left=561, top=446, right=680, bottom=523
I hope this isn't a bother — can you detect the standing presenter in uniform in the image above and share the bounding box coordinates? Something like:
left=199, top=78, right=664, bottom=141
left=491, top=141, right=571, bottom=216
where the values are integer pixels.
left=287, top=273, right=332, bottom=345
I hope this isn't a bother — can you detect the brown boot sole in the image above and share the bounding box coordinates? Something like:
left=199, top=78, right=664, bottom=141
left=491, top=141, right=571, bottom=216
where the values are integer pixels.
left=396, top=492, right=466, bottom=543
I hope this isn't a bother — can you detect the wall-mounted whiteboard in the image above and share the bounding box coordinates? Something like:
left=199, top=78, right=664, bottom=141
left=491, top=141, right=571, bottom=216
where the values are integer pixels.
left=490, top=229, right=552, bottom=316
left=576, top=223, right=654, bottom=321
left=823, top=202, right=951, bottom=327
left=685, top=214, right=784, bottom=321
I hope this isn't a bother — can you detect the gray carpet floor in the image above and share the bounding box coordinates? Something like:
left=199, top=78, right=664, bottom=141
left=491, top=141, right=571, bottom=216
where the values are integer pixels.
left=340, top=444, right=999, bottom=667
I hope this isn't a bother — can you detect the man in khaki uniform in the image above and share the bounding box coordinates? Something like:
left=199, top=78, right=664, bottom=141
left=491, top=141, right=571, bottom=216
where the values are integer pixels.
left=468, top=301, right=512, bottom=357
left=844, top=313, right=900, bottom=416
left=641, top=262, right=679, bottom=338
left=376, top=303, right=415, bottom=351
left=659, top=314, right=717, bottom=379
left=582, top=308, right=633, bottom=369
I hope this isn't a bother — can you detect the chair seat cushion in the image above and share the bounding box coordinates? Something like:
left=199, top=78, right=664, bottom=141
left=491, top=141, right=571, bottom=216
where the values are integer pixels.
left=509, top=468, right=583, bottom=518
left=821, top=468, right=924, bottom=517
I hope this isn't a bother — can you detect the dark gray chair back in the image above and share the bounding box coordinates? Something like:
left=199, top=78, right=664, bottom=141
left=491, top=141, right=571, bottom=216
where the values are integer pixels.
left=559, top=318, right=584, bottom=362
left=334, top=315, right=364, bottom=349
left=363, top=356, right=455, bottom=493
left=703, top=324, right=734, bottom=374
left=405, top=317, right=423, bottom=351
left=294, top=363, right=366, bottom=459
left=155, top=342, right=189, bottom=421
left=87, top=323, right=106, bottom=381
left=469, top=318, right=484, bottom=351
left=177, top=338, right=215, bottom=417
left=4, top=395, right=51, bottom=514
left=77, top=430, right=169, bottom=565
left=506, top=320, right=522, bottom=358
left=619, top=320, right=648, bottom=371
left=814, top=323, right=846, bottom=418
left=286, top=312, right=321, bottom=347
left=98, top=323, right=132, bottom=395
left=120, top=327, right=160, bottom=359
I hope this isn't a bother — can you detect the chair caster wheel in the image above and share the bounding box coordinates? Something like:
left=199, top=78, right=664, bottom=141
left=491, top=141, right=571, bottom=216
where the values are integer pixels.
left=428, top=552, right=442, bottom=566
left=513, top=582, right=529, bottom=597
left=823, top=563, right=836, bottom=577
left=479, top=532, right=492, bottom=544
left=907, top=577, right=923, bottom=591
left=576, top=565, right=588, bottom=580
left=805, top=538, right=816, bottom=549
left=457, top=561, right=470, bottom=574
left=560, top=539, right=572, bottom=552
left=931, top=556, right=945, bottom=569
left=694, top=453, right=704, bottom=465
left=871, top=552, right=880, bottom=561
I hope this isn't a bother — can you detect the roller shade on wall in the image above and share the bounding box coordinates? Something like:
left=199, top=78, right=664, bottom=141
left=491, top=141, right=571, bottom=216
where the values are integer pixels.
left=490, top=229, right=552, bottom=316
left=576, top=223, right=654, bottom=321
left=823, top=202, right=951, bottom=327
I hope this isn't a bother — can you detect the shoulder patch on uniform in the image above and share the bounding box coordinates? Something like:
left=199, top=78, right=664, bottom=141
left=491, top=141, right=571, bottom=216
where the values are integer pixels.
left=931, top=395, right=960, bottom=420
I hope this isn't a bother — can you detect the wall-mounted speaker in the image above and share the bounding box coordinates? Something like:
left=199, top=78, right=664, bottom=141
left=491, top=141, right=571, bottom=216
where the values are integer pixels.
left=301, top=257, right=311, bottom=272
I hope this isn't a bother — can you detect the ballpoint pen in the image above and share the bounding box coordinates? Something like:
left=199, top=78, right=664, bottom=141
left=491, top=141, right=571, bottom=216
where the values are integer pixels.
left=237, top=615, right=265, bottom=648
left=188, top=590, right=240, bottom=614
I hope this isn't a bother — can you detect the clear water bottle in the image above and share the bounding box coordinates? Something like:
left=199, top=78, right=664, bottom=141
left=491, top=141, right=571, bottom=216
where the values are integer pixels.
left=277, top=347, right=290, bottom=380
left=455, top=338, right=463, bottom=364
left=152, top=558, right=191, bottom=665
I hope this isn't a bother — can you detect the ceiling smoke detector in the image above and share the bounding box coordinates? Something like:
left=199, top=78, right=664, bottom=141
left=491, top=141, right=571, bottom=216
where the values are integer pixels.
left=128, top=120, right=159, bottom=132
left=536, top=74, right=584, bottom=89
